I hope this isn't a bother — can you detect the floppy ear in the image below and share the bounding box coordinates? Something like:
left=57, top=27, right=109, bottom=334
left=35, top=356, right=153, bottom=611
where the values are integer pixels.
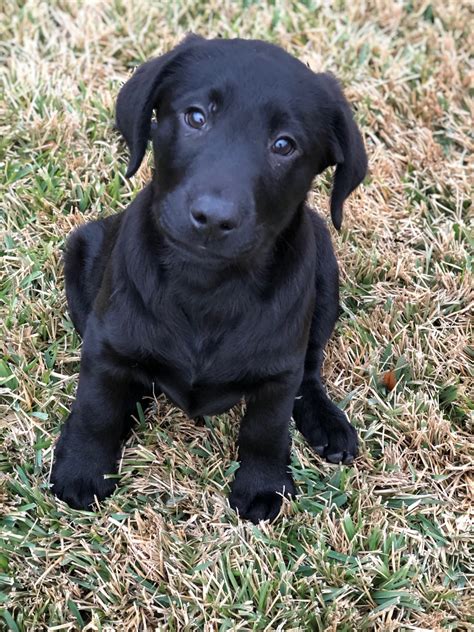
left=316, top=74, right=368, bottom=230
left=115, top=34, right=204, bottom=177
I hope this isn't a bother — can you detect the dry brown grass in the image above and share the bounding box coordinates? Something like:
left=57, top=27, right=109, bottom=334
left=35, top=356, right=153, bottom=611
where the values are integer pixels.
left=1, top=0, right=473, bottom=629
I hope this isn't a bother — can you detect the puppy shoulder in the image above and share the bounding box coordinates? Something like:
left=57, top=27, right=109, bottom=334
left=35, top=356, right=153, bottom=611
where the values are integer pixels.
left=304, top=205, right=332, bottom=245
left=303, top=205, right=338, bottom=274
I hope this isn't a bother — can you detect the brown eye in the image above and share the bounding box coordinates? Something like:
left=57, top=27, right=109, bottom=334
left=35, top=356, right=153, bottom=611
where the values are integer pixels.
left=272, top=136, right=295, bottom=156
left=185, top=108, right=206, bottom=129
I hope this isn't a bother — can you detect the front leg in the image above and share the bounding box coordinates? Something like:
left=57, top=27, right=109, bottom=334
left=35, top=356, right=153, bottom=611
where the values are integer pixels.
left=294, top=378, right=358, bottom=463
left=51, top=348, right=147, bottom=509
left=293, top=345, right=358, bottom=464
left=229, top=376, right=300, bottom=523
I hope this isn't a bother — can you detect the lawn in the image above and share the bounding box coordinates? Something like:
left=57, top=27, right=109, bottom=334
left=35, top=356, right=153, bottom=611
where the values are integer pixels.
left=1, top=0, right=472, bottom=629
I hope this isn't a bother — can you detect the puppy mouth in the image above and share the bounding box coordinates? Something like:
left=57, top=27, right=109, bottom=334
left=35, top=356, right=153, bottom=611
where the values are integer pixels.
left=165, top=232, right=228, bottom=259
left=159, top=219, right=259, bottom=264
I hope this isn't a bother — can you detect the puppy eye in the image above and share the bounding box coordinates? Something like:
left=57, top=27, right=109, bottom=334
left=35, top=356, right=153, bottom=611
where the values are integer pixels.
left=271, top=136, right=295, bottom=156
left=185, top=108, right=207, bottom=129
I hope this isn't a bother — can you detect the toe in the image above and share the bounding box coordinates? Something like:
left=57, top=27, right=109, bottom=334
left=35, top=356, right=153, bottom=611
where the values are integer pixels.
left=246, top=494, right=282, bottom=523
left=229, top=475, right=295, bottom=522
left=326, top=451, right=345, bottom=464
left=313, top=444, right=328, bottom=456
left=342, top=452, right=355, bottom=465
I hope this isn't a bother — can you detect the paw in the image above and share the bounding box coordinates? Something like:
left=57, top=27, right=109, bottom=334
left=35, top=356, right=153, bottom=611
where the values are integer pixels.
left=51, top=431, right=119, bottom=510
left=229, top=465, right=295, bottom=523
left=294, top=392, right=358, bottom=465
left=310, top=414, right=358, bottom=464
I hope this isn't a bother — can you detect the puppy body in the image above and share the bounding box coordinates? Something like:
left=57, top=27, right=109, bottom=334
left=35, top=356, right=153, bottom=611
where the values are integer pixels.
left=52, top=37, right=366, bottom=522
left=65, top=188, right=328, bottom=413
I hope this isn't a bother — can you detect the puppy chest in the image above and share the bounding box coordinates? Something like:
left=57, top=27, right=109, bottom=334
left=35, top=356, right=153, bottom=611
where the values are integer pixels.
left=145, top=342, right=246, bottom=416
left=156, top=327, right=248, bottom=384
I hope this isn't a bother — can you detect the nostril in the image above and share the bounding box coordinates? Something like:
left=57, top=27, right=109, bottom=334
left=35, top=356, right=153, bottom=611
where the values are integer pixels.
left=192, top=211, right=208, bottom=225
left=219, top=221, right=234, bottom=232
left=190, top=197, right=241, bottom=234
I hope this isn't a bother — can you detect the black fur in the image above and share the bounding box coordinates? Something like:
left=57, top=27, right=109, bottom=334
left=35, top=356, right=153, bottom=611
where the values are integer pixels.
left=51, top=37, right=367, bottom=522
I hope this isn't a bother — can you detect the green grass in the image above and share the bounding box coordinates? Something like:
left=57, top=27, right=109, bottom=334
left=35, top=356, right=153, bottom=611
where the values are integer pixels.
left=1, top=0, right=473, bottom=629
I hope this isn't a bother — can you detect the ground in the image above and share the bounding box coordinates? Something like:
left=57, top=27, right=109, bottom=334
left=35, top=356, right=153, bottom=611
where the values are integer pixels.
left=1, top=0, right=473, bottom=630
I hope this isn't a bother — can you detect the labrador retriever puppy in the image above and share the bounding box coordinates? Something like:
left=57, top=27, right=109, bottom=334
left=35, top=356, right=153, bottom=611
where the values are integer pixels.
left=51, top=35, right=367, bottom=522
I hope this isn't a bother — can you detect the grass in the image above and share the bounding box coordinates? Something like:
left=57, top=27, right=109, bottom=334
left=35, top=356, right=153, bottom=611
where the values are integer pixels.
left=1, top=0, right=473, bottom=629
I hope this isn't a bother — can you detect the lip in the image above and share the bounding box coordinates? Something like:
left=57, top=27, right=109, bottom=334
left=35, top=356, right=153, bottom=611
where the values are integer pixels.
left=161, top=229, right=238, bottom=263
left=158, top=213, right=262, bottom=265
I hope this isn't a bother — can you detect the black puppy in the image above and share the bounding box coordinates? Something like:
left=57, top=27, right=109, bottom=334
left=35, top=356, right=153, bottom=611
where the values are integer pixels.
left=51, top=35, right=367, bottom=522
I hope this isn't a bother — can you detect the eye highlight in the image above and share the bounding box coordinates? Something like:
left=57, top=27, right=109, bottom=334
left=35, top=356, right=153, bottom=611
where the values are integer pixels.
left=184, top=108, right=207, bottom=129
left=271, top=136, right=296, bottom=156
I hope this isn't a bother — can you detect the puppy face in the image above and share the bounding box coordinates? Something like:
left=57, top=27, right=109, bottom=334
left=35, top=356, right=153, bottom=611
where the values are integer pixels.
left=116, top=37, right=367, bottom=264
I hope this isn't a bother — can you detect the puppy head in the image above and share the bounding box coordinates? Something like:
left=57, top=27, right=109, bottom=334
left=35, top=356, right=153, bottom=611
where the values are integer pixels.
left=116, top=36, right=367, bottom=263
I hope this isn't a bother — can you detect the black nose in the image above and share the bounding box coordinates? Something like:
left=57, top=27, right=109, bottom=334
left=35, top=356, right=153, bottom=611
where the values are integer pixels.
left=190, top=195, right=240, bottom=237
